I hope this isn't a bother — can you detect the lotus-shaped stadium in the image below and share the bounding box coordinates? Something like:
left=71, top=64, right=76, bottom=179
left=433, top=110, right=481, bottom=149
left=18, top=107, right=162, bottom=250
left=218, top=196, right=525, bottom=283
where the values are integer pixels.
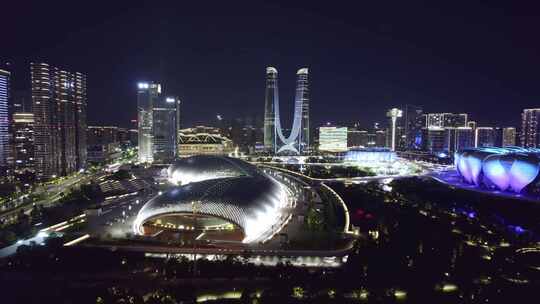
left=454, top=147, right=540, bottom=194
left=134, top=156, right=290, bottom=243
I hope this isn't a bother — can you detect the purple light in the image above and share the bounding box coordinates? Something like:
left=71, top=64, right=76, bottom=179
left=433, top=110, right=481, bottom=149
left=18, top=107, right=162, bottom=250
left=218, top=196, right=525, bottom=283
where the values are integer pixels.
left=509, top=157, right=539, bottom=193
left=514, top=226, right=525, bottom=234
left=483, top=155, right=511, bottom=191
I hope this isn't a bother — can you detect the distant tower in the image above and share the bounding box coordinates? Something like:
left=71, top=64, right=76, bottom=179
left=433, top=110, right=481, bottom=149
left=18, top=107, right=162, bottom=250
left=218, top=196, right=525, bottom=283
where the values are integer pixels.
left=386, top=108, right=402, bottom=151
left=403, top=104, right=423, bottom=150
left=297, top=68, right=310, bottom=152
left=521, top=109, right=540, bottom=147
left=152, top=96, right=178, bottom=163
left=263, top=67, right=277, bottom=152
left=264, top=67, right=310, bottom=155
left=137, top=82, right=161, bottom=163
left=0, top=68, right=9, bottom=171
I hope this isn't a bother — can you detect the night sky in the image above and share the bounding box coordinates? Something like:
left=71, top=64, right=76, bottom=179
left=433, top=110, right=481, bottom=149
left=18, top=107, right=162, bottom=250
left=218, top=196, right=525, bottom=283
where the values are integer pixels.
left=3, top=1, right=539, bottom=129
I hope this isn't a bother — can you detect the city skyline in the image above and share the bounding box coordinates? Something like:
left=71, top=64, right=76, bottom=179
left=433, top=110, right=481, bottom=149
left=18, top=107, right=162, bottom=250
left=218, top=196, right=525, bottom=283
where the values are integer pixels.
left=1, top=3, right=540, bottom=302
left=3, top=2, right=540, bottom=129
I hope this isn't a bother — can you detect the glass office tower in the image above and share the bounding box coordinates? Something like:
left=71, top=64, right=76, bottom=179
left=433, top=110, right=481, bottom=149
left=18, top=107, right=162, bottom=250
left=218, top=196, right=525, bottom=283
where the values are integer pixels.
left=137, top=82, right=161, bottom=163
left=152, top=97, right=178, bottom=163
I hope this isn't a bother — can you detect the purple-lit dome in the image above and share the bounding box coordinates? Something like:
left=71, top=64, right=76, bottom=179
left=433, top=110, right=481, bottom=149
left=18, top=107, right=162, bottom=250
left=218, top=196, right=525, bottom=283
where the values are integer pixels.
left=455, top=147, right=540, bottom=193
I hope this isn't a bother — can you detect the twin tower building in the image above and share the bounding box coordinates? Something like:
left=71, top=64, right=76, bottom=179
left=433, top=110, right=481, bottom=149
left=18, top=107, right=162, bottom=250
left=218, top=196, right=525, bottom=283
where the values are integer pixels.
left=263, top=67, right=310, bottom=155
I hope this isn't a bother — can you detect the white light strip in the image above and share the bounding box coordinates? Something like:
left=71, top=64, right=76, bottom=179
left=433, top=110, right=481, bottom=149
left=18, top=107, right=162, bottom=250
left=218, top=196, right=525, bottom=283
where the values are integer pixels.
left=63, top=234, right=90, bottom=246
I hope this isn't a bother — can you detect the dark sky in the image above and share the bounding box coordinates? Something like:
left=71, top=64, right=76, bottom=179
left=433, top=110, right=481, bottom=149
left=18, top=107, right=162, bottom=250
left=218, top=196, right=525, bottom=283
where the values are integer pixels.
left=3, top=1, right=540, bottom=129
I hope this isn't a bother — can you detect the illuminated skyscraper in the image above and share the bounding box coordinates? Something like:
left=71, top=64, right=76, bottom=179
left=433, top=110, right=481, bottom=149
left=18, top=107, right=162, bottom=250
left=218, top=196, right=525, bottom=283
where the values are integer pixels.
left=502, top=127, right=516, bottom=147
left=475, top=127, right=495, bottom=147
left=0, top=69, right=9, bottom=170
left=263, top=67, right=277, bottom=152
left=444, top=127, right=473, bottom=153
left=297, top=68, right=310, bottom=152
left=153, top=96, right=179, bottom=162
left=521, top=109, right=540, bottom=147
left=137, top=82, right=161, bottom=162
left=12, top=113, right=34, bottom=177
left=403, top=104, right=423, bottom=150
left=263, top=67, right=310, bottom=154
left=31, top=63, right=87, bottom=179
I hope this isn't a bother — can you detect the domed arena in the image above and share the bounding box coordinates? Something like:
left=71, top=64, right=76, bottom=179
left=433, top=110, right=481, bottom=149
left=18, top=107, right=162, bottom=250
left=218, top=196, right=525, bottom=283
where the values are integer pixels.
left=454, top=147, right=540, bottom=194
left=134, top=156, right=291, bottom=243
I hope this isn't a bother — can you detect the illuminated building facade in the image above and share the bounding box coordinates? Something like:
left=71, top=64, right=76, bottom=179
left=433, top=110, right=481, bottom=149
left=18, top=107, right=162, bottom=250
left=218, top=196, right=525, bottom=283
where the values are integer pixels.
left=153, top=97, right=179, bottom=162
left=445, top=127, right=474, bottom=153
left=177, top=126, right=233, bottom=156
left=137, top=82, right=161, bottom=162
left=427, top=113, right=467, bottom=128
left=87, top=126, right=118, bottom=146
left=422, top=128, right=445, bottom=152
left=502, top=127, right=516, bottom=147
left=521, top=109, right=540, bottom=148
left=318, top=126, right=348, bottom=152
left=403, top=104, right=423, bottom=150
left=263, top=67, right=277, bottom=152
left=347, top=128, right=368, bottom=148
left=31, top=63, right=87, bottom=179
left=263, top=67, right=310, bottom=154
left=87, top=126, right=121, bottom=164
left=0, top=69, right=9, bottom=171
left=12, top=113, right=34, bottom=176
left=455, top=147, right=540, bottom=194
left=475, top=127, right=495, bottom=148
left=297, top=68, right=310, bottom=152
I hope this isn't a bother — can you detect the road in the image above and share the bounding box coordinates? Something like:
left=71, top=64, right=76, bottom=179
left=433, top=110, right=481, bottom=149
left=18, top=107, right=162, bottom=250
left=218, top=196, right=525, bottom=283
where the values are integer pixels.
left=0, top=172, right=103, bottom=225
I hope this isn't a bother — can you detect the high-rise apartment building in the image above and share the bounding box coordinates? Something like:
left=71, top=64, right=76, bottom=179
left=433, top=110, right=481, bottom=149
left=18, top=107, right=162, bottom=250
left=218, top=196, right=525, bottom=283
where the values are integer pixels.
left=87, top=126, right=119, bottom=146
left=493, top=127, right=516, bottom=147
left=427, top=113, right=467, bottom=128
left=12, top=113, right=34, bottom=177
left=0, top=69, right=10, bottom=171
left=423, top=128, right=446, bottom=152
left=502, top=127, right=516, bottom=147
left=521, top=109, right=540, bottom=148
left=444, top=127, right=473, bottom=153
left=475, top=127, right=495, bottom=147
left=137, top=82, right=161, bottom=162
left=31, top=63, right=87, bottom=179
left=153, top=97, right=178, bottom=162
